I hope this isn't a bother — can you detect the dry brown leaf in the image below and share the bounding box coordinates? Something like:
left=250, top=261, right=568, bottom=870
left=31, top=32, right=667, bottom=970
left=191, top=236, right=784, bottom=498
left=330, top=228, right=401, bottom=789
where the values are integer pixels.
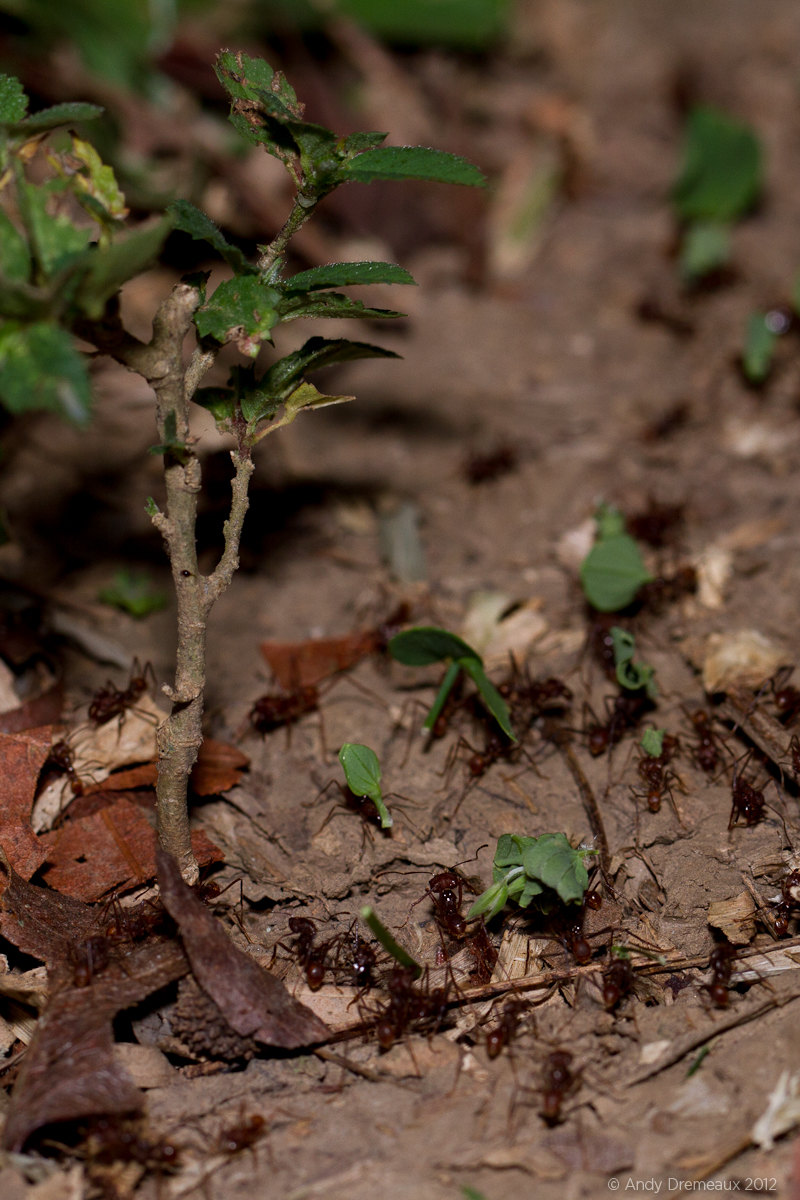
left=0, top=727, right=53, bottom=879
left=157, top=847, right=328, bottom=1048
left=260, top=632, right=377, bottom=689
left=190, top=737, right=250, bottom=796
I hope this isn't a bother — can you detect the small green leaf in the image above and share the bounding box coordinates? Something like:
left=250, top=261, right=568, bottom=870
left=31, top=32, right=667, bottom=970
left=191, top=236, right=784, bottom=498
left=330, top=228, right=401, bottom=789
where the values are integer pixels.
left=260, top=337, right=399, bottom=399
left=17, top=176, right=91, bottom=277
left=69, top=137, right=127, bottom=220
left=215, top=52, right=300, bottom=116
left=277, top=291, right=405, bottom=323
left=741, top=311, right=776, bottom=385
left=673, top=106, right=762, bottom=222
left=283, top=261, right=416, bottom=291
left=342, top=145, right=486, bottom=187
left=0, top=321, right=90, bottom=421
left=492, top=833, right=526, bottom=871
left=460, top=657, right=516, bottom=741
left=195, top=276, right=281, bottom=351
left=521, top=833, right=589, bottom=905
left=192, top=387, right=237, bottom=427
left=360, top=906, right=420, bottom=973
left=580, top=534, right=653, bottom=613
left=641, top=727, right=665, bottom=757
left=388, top=625, right=478, bottom=666
left=462, top=1187, right=489, bottom=1200
left=0, top=75, right=27, bottom=124
left=169, top=199, right=250, bottom=273
left=342, top=131, right=388, bottom=154
left=595, top=503, right=626, bottom=539
left=339, top=742, right=392, bottom=828
left=679, top=220, right=731, bottom=281
left=98, top=568, right=167, bottom=618
left=466, top=879, right=509, bottom=922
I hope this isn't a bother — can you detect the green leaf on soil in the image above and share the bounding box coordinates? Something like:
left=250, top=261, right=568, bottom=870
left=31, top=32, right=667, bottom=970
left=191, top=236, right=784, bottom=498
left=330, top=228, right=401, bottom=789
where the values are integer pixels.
left=98, top=568, right=168, bottom=618
left=580, top=533, right=653, bottom=613
left=741, top=311, right=776, bottom=385
left=672, top=106, right=763, bottom=222
left=339, top=743, right=392, bottom=828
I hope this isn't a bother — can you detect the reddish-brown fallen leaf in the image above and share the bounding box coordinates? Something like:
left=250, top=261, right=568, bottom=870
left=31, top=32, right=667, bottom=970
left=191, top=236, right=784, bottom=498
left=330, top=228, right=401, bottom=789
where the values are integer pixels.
left=260, top=632, right=377, bottom=689
left=0, top=686, right=63, bottom=734
left=84, top=762, right=158, bottom=793
left=0, top=727, right=53, bottom=878
left=158, top=847, right=328, bottom=1048
left=38, top=797, right=222, bottom=901
left=190, top=737, right=250, bottom=796
left=0, top=854, right=190, bottom=1151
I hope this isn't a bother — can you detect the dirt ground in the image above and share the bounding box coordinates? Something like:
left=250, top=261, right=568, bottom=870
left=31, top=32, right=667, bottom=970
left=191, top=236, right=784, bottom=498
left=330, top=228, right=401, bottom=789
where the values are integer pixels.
left=5, top=1, right=800, bottom=1197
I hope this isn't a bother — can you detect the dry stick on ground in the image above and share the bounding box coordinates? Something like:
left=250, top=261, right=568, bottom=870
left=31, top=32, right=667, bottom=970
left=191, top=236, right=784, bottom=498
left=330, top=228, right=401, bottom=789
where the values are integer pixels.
left=550, top=729, right=611, bottom=879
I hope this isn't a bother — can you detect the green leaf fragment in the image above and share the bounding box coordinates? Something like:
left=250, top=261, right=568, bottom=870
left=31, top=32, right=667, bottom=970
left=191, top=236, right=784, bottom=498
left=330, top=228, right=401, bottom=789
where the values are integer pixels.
left=679, top=220, right=731, bottom=281
left=0, top=212, right=31, bottom=283
left=277, top=291, right=405, bottom=323
left=521, top=833, right=589, bottom=905
left=460, top=657, right=516, bottom=741
left=17, top=102, right=103, bottom=132
left=611, top=626, right=657, bottom=697
left=673, top=106, right=762, bottom=223
left=580, top=533, right=653, bottom=613
left=742, top=311, right=776, bottom=385
left=360, top=906, right=420, bottom=973
left=342, top=145, right=486, bottom=187
left=640, top=727, right=665, bottom=757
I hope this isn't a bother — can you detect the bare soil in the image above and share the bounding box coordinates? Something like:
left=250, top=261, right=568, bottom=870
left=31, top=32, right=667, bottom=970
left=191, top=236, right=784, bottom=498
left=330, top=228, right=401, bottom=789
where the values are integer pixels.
left=4, top=2, right=800, bottom=1197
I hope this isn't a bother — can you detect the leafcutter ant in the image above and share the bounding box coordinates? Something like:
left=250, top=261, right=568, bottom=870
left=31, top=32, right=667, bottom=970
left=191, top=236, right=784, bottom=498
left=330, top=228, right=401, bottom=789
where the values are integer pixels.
left=625, top=498, right=685, bottom=550
left=541, top=1049, right=577, bottom=1123
left=463, top=444, right=517, bottom=485
left=484, top=997, right=528, bottom=1060
left=249, top=683, right=320, bottom=737
left=705, top=941, right=737, bottom=1007
left=767, top=666, right=800, bottom=725
left=770, top=867, right=800, bottom=937
left=583, top=692, right=652, bottom=758
left=214, top=1110, right=266, bottom=1158
left=683, top=706, right=727, bottom=774
left=602, top=956, right=636, bottom=1010
left=69, top=935, right=111, bottom=987
left=364, top=965, right=453, bottom=1052
left=631, top=732, right=681, bottom=814
left=270, top=916, right=328, bottom=991
left=88, top=658, right=155, bottom=726
left=45, top=738, right=85, bottom=796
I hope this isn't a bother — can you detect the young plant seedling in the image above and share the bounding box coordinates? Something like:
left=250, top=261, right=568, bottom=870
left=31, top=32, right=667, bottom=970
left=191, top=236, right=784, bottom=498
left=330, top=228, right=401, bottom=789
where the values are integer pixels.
left=467, top=833, right=595, bottom=923
left=579, top=505, right=652, bottom=613
left=338, top=743, right=393, bottom=830
left=388, top=625, right=515, bottom=740
left=671, top=106, right=763, bottom=283
left=0, top=57, right=485, bottom=880
left=97, top=568, right=168, bottom=618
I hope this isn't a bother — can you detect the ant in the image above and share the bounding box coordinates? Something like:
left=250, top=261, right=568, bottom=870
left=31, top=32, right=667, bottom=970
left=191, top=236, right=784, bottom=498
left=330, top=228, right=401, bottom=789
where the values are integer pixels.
left=770, top=867, right=800, bottom=937
left=463, top=444, right=517, bottom=485
left=728, top=759, right=767, bottom=829
left=601, top=956, right=635, bottom=1010
left=585, top=612, right=619, bottom=681
left=88, top=658, right=155, bottom=726
left=328, top=919, right=380, bottom=997
left=683, top=707, right=727, bottom=774
left=786, top=735, right=800, bottom=785
left=485, top=997, right=528, bottom=1059
left=632, top=733, right=680, bottom=813
left=366, top=965, right=452, bottom=1052
left=249, top=683, right=320, bottom=737
left=767, top=667, right=800, bottom=725
left=271, top=917, right=328, bottom=990
left=101, top=892, right=167, bottom=944
left=75, top=1114, right=180, bottom=1176
left=45, top=738, right=84, bottom=796
left=625, top=498, right=685, bottom=550
left=635, top=565, right=697, bottom=613
left=214, top=1111, right=266, bottom=1158
left=583, top=693, right=652, bottom=757
left=706, top=941, right=737, bottom=1007
left=69, top=935, right=111, bottom=987
left=540, top=1049, right=577, bottom=1124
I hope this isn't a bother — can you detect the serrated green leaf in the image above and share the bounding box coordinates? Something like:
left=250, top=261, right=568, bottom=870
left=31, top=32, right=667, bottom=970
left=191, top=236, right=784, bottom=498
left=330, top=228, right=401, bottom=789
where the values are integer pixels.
left=0, top=321, right=90, bottom=421
left=74, top=218, right=171, bottom=318
left=15, top=102, right=103, bottom=133
left=0, top=212, right=30, bottom=283
left=742, top=311, right=775, bottom=385
left=673, top=106, right=762, bottom=223
left=0, top=76, right=27, bottom=124
left=169, top=200, right=249, bottom=273
left=260, top=336, right=399, bottom=398
left=461, top=656, right=516, bottom=740
left=339, top=742, right=392, bottom=828
left=579, top=534, right=653, bottom=613
left=679, top=220, right=730, bottom=281
left=283, top=261, right=416, bottom=291
left=641, top=727, right=665, bottom=757
left=388, top=625, right=479, bottom=666
left=342, top=145, right=486, bottom=187
left=521, top=833, right=589, bottom=905
left=277, top=291, right=404, bottom=323
left=195, top=276, right=280, bottom=351
left=215, top=52, right=300, bottom=115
